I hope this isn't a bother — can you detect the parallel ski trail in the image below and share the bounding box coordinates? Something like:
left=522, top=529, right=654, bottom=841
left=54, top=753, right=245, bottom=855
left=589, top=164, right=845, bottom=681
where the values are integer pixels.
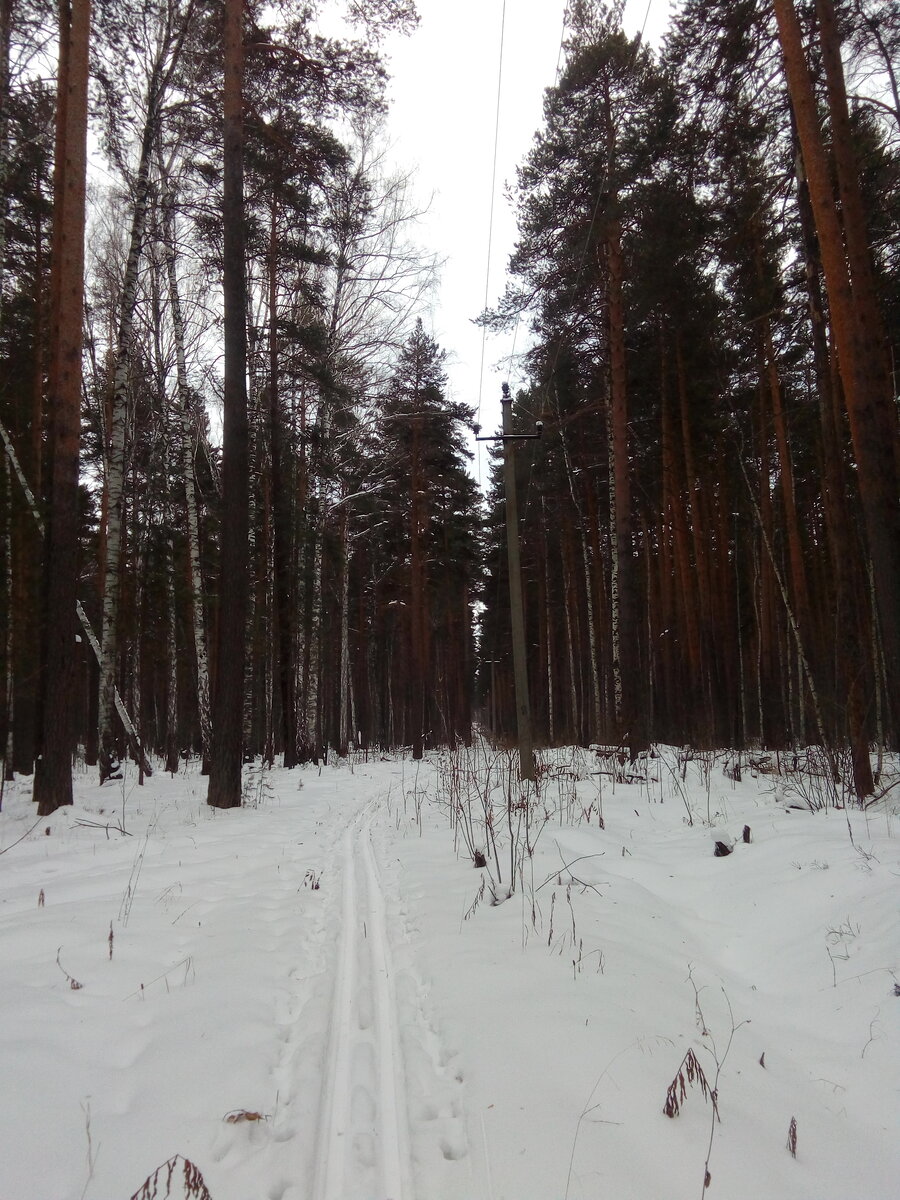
left=313, top=811, right=412, bottom=1200
left=314, top=825, right=359, bottom=1200
left=362, top=824, right=413, bottom=1200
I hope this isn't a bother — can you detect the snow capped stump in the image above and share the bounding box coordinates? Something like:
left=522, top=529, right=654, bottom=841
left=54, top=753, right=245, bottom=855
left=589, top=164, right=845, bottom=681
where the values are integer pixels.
left=712, top=830, right=735, bottom=857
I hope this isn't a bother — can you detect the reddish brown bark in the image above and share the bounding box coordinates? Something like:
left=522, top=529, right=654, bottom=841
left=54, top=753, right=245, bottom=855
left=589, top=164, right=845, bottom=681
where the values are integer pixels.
left=33, top=0, right=91, bottom=815
left=774, top=0, right=900, bottom=732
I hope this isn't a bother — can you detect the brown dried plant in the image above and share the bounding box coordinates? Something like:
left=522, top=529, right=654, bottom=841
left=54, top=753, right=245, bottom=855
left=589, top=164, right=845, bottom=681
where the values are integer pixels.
left=786, top=1116, right=798, bottom=1158
left=129, top=1154, right=212, bottom=1200
left=663, top=1048, right=719, bottom=1119
left=56, top=948, right=83, bottom=990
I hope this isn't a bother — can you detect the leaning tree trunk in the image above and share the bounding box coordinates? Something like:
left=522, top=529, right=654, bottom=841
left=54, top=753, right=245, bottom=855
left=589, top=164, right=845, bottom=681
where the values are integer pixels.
left=33, top=0, right=91, bottom=815
left=207, top=0, right=250, bottom=808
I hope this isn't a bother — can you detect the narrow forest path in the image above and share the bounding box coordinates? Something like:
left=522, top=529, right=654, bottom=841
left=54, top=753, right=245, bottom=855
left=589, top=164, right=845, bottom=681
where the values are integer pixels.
left=263, top=778, right=473, bottom=1200
left=313, top=814, right=414, bottom=1200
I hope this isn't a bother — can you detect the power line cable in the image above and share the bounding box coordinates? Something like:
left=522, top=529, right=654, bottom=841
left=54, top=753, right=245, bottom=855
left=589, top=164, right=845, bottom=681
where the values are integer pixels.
left=476, top=0, right=508, bottom=430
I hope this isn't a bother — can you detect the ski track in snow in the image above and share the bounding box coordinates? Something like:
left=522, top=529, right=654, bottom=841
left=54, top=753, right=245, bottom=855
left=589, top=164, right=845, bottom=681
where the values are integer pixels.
left=312, top=812, right=412, bottom=1200
left=273, top=792, right=470, bottom=1200
left=203, top=785, right=470, bottom=1200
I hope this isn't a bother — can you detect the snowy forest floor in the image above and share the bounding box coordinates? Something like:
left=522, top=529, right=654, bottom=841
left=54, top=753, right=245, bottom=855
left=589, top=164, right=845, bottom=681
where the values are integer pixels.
left=0, top=743, right=898, bottom=1200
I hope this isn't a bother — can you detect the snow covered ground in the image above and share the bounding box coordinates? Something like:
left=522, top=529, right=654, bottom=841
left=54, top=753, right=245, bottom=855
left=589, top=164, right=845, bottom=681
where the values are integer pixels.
left=0, top=744, right=897, bottom=1200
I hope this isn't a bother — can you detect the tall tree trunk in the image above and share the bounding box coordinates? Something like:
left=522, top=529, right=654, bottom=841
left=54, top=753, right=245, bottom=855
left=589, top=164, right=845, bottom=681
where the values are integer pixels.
left=299, top=489, right=324, bottom=764
left=33, top=0, right=91, bottom=815
left=409, top=417, right=426, bottom=759
left=555, top=397, right=601, bottom=739
left=2, top=455, right=12, bottom=781
left=97, top=63, right=165, bottom=783
left=164, top=520, right=179, bottom=774
left=207, top=0, right=249, bottom=808
left=793, top=134, right=874, bottom=795
left=338, top=506, right=351, bottom=756
left=541, top=500, right=554, bottom=746
left=267, top=200, right=298, bottom=767
left=161, top=194, right=211, bottom=768
left=606, top=215, right=643, bottom=753
left=774, top=0, right=900, bottom=731
left=0, top=0, right=11, bottom=328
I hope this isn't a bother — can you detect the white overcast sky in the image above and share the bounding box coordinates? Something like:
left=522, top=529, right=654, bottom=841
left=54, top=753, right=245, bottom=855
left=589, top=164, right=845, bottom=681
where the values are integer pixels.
left=380, top=0, right=673, bottom=487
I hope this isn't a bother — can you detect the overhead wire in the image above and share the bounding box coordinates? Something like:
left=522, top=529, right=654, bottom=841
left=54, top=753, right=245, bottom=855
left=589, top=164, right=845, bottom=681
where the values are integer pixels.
left=476, top=0, right=508, bottom=431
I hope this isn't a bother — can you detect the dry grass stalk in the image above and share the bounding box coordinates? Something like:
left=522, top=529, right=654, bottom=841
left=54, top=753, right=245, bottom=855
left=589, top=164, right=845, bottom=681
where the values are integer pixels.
left=56, top=948, right=83, bottom=990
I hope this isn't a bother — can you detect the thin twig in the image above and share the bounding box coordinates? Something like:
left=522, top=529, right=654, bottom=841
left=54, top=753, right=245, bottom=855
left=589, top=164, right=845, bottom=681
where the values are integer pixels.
left=0, top=816, right=44, bottom=855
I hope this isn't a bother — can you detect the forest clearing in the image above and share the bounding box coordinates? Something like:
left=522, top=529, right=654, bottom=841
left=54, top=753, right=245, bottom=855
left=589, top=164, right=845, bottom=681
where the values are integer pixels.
left=0, top=744, right=898, bottom=1199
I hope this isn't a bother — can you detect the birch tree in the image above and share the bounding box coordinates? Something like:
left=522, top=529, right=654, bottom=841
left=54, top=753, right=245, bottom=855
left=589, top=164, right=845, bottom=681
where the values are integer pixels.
left=94, top=0, right=193, bottom=782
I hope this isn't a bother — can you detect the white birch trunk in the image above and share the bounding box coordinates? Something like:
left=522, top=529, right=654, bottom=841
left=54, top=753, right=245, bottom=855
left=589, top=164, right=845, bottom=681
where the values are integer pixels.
left=162, top=197, right=211, bottom=765
left=98, top=75, right=163, bottom=782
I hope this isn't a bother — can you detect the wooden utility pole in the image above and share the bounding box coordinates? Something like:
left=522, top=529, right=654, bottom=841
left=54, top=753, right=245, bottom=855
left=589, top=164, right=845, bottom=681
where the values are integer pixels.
left=478, top=384, right=542, bottom=781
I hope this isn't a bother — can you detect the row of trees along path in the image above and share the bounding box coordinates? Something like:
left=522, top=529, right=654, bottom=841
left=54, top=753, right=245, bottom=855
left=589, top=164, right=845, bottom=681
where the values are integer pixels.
left=479, top=0, right=898, bottom=797
left=1, top=0, right=898, bottom=811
